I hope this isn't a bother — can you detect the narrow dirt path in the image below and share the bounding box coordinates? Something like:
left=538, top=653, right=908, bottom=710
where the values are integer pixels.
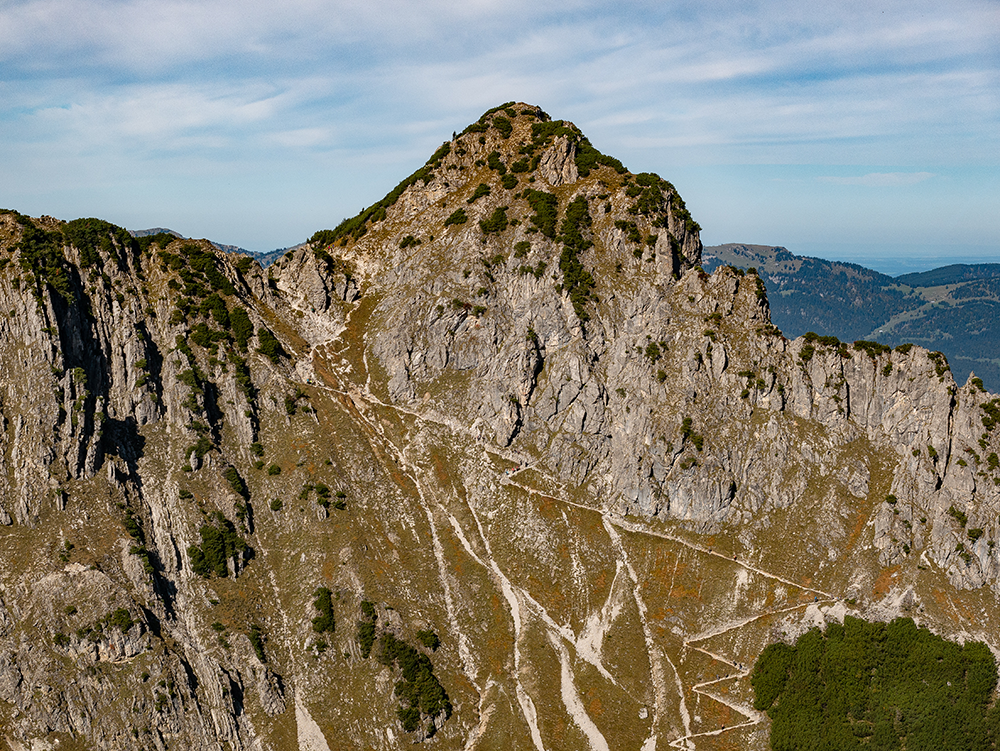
left=308, top=340, right=843, bottom=750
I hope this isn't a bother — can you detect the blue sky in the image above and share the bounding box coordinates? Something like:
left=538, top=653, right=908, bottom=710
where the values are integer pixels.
left=1, top=0, right=998, bottom=272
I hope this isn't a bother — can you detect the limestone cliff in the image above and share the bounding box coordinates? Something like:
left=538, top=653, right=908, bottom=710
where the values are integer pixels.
left=0, top=104, right=999, bottom=751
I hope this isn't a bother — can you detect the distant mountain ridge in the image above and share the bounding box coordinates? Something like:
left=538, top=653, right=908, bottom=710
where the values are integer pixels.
left=129, top=227, right=299, bottom=266
left=703, top=243, right=1000, bottom=390
left=896, top=263, right=1000, bottom=287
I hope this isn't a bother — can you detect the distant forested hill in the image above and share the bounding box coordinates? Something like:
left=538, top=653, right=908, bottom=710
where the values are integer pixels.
left=703, top=244, right=1000, bottom=391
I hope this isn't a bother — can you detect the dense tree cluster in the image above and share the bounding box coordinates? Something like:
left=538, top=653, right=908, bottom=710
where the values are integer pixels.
left=753, top=616, right=1000, bottom=751
left=377, top=633, right=452, bottom=734
left=187, top=512, right=251, bottom=578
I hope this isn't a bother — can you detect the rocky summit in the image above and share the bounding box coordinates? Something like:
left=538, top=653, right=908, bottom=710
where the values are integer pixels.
left=1, top=102, right=999, bottom=751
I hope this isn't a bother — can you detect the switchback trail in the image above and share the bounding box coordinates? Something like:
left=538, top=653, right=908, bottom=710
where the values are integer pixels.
left=310, top=339, right=843, bottom=750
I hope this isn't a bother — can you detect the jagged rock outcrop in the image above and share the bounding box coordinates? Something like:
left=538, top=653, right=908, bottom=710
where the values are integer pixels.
left=1, top=104, right=1000, bottom=751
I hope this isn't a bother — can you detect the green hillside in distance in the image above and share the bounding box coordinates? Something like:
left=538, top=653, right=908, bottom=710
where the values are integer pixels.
left=896, top=262, right=1000, bottom=287
left=703, top=243, right=1000, bottom=391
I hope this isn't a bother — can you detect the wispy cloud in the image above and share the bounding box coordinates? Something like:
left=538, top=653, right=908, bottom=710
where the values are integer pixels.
left=817, top=172, right=937, bottom=187
left=0, top=0, right=997, bottom=249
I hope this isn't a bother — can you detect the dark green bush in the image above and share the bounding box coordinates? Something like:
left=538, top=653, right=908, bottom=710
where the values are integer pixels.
left=312, top=587, right=335, bottom=633
left=107, top=608, right=134, bottom=632
left=492, top=116, right=512, bottom=138
left=16, top=223, right=75, bottom=303
left=558, top=196, right=596, bottom=321
left=309, top=229, right=338, bottom=248
left=983, top=399, right=1000, bottom=431
left=248, top=624, right=266, bottom=662
left=123, top=512, right=145, bottom=544
left=467, top=184, right=491, bottom=204
left=486, top=151, right=506, bottom=175
left=522, top=189, right=558, bottom=238
left=256, top=328, right=286, bottom=364
left=854, top=339, right=891, bottom=359
left=358, top=600, right=377, bottom=657
left=377, top=632, right=452, bottom=730
left=444, top=209, right=468, bottom=227
left=479, top=207, right=509, bottom=234
left=223, top=466, right=248, bottom=499
left=188, top=512, right=250, bottom=578
left=417, top=629, right=440, bottom=651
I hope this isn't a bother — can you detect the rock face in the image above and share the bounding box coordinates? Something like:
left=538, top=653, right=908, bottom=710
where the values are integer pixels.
left=1, top=104, right=999, bottom=751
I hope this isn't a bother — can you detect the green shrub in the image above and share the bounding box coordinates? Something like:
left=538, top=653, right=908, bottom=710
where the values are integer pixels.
left=358, top=602, right=377, bottom=658
left=102, top=608, right=135, bottom=633
left=486, top=151, right=506, bottom=175
left=467, top=184, right=491, bottom=204
left=267, top=463, right=281, bottom=476
left=522, top=189, right=558, bottom=238
left=444, top=209, right=468, bottom=227
left=223, top=466, right=248, bottom=499
left=309, top=229, right=338, bottom=248
left=980, top=399, right=1000, bottom=431
left=248, top=624, right=266, bottom=662
left=256, top=328, right=287, bottom=364
left=187, top=512, right=250, bottom=578
left=188, top=436, right=213, bottom=462
left=123, top=512, right=145, bottom=544
left=492, top=116, right=512, bottom=138
left=558, top=196, right=596, bottom=321
left=230, top=307, right=253, bottom=351
left=312, top=587, right=335, bottom=633
left=416, top=629, right=440, bottom=651
left=513, top=241, right=531, bottom=258
left=928, top=350, right=950, bottom=378
left=854, top=339, right=891, bottom=359
left=479, top=207, right=509, bottom=234
left=501, top=173, right=518, bottom=190
left=377, top=632, right=452, bottom=730
left=270, top=498, right=283, bottom=511
left=679, top=418, right=705, bottom=452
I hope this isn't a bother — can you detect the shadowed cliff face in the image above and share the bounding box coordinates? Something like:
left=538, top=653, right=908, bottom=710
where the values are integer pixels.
left=1, top=105, right=999, bottom=751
